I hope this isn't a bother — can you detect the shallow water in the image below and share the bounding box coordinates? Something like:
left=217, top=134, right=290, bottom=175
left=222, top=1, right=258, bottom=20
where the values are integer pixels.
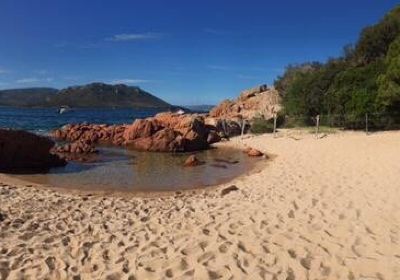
left=2, top=107, right=258, bottom=192
left=13, top=146, right=258, bottom=192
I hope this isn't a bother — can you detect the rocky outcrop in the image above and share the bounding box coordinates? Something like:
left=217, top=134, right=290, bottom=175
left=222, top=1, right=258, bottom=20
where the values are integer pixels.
left=210, top=84, right=281, bottom=120
left=124, top=113, right=216, bottom=152
left=53, top=139, right=97, bottom=154
left=52, top=139, right=98, bottom=162
left=207, top=85, right=281, bottom=137
left=52, top=112, right=220, bottom=153
left=53, top=123, right=127, bottom=146
left=0, top=129, right=66, bottom=173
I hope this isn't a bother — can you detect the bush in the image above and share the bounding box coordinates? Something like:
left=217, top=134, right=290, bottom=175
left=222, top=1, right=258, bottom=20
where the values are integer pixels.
left=250, top=117, right=274, bottom=134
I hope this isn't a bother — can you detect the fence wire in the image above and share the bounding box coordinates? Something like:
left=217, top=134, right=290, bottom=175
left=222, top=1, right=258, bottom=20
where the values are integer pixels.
left=281, top=113, right=400, bottom=131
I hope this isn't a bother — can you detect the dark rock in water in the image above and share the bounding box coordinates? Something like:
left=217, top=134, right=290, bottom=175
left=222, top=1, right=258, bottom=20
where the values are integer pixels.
left=221, top=185, right=239, bottom=196
left=214, top=158, right=239, bottom=165
left=210, top=163, right=228, bottom=169
left=0, top=129, right=66, bottom=174
left=183, top=155, right=204, bottom=167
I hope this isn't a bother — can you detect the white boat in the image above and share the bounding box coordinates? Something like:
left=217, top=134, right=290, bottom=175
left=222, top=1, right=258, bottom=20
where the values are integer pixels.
left=58, top=106, right=71, bottom=114
left=176, top=109, right=185, bottom=115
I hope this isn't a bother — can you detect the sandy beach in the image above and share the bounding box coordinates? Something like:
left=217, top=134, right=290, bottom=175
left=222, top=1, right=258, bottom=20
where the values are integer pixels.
left=1, top=129, right=400, bottom=280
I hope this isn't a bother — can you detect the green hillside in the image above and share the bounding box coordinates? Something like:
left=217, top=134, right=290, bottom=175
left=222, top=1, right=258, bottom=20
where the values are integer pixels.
left=0, top=83, right=172, bottom=109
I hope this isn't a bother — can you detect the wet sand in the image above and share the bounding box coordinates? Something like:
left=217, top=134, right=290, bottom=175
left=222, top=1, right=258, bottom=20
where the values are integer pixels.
left=1, top=129, right=400, bottom=280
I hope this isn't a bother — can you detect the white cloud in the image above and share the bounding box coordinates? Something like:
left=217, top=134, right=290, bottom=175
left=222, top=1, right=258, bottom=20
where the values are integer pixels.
left=111, top=79, right=152, bottom=84
left=16, top=78, right=40, bottom=84
left=16, top=77, right=54, bottom=84
left=107, top=33, right=162, bottom=42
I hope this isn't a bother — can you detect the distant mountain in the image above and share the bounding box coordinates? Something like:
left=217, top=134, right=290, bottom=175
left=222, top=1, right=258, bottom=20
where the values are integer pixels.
left=184, top=105, right=215, bottom=113
left=0, top=88, right=57, bottom=107
left=0, top=83, right=173, bottom=109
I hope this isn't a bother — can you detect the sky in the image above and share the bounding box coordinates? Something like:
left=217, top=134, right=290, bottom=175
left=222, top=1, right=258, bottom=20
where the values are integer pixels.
left=0, top=0, right=398, bottom=105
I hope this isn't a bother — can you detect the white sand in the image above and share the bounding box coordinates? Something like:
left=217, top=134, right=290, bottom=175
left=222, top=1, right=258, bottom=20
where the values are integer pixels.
left=1, top=129, right=399, bottom=280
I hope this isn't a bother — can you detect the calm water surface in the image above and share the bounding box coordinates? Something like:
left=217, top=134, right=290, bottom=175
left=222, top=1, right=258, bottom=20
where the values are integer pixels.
left=0, top=107, right=162, bottom=134
left=2, top=107, right=259, bottom=192
left=14, top=146, right=258, bottom=192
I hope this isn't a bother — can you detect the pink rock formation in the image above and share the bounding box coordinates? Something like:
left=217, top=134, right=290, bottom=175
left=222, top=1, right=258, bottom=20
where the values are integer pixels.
left=52, top=112, right=220, bottom=153
left=206, top=85, right=282, bottom=137
left=209, top=84, right=281, bottom=121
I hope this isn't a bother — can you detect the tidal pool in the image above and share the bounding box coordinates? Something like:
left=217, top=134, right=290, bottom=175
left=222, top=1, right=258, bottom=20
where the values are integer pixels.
left=14, top=146, right=260, bottom=192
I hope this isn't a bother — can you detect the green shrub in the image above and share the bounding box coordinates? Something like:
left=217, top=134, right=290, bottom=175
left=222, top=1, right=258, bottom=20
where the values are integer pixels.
left=250, top=117, right=274, bottom=134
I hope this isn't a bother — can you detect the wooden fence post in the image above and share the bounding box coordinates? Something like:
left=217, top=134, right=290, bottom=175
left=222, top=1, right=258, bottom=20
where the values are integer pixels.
left=315, top=115, right=320, bottom=138
left=273, top=113, right=277, bottom=138
left=365, top=113, right=369, bottom=135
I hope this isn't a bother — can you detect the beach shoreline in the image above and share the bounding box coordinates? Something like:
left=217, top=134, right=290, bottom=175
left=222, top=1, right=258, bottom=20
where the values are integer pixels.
left=1, top=129, right=400, bottom=279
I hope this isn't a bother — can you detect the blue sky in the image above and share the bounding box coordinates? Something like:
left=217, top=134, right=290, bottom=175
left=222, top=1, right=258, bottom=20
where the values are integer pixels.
left=0, top=0, right=398, bottom=105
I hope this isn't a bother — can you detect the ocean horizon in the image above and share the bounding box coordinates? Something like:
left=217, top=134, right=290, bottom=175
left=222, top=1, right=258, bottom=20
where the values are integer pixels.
left=0, top=107, right=164, bottom=134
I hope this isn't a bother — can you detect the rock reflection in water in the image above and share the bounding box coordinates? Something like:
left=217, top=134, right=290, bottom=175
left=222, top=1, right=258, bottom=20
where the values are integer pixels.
left=14, top=147, right=258, bottom=192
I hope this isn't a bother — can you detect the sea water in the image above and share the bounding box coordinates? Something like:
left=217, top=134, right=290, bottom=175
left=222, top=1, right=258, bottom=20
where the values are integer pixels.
left=0, top=106, right=162, bottom=134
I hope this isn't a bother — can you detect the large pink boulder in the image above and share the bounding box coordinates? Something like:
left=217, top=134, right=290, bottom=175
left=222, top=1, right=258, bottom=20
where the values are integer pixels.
left=123, top=113, right=215, bottom=152
left=52, top=112, right=221, bottom=154
left=128, top=128, right=182, bottom=152
left=123, top=119, right=161, bottom=143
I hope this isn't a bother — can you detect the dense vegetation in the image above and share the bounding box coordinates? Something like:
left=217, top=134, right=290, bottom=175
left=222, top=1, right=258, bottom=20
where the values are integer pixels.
left=0, top=83, right=173, bottom=109
left=275, top=5, right=400, bottom=128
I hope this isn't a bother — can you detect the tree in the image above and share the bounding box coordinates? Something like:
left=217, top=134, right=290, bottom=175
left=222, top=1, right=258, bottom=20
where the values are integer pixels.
left=354, top=6, right=400, bottom=64
left=277, top=4, right=400, bottom=128
left=377, top=36, right=400, bottom=113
